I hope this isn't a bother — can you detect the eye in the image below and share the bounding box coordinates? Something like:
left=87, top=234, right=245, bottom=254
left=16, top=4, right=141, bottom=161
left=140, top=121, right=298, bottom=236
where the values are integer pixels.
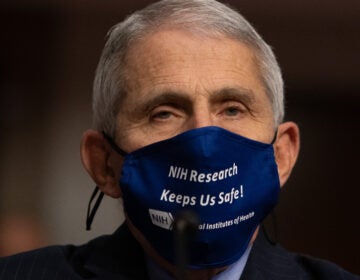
left=220, top=101, right=248, bottom=119
left=152, top=110, right=173, bottom=120
left=224, top=106, right=242, bottom=116
left=149, top=104, right=183, bottom=123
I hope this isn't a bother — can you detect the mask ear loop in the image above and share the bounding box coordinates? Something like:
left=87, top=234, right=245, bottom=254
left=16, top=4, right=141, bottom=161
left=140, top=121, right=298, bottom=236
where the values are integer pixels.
left=271, top=129, right=278, bottom=145
left=85, top=132, right=128, bottom=230
left=86, top=186, right=104, bottom=230
left=102, top=132, right=128, bottom=157
left=262, top=128, right=279, bottom=243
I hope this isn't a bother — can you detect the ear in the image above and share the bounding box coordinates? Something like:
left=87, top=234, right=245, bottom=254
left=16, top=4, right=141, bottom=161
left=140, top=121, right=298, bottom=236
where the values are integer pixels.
left=273, top=122, right=300, bottom=187
left=80, top=130, right=122, bottom=198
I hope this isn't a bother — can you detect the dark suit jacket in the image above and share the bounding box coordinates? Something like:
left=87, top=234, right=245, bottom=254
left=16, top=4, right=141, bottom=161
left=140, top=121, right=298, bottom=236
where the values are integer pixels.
left=0, top=224, right=358, bottom=279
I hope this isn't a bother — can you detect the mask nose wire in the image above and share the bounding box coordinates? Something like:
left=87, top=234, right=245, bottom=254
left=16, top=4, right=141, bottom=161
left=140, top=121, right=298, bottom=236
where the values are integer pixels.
left=85, top=132, right=128, bottom=231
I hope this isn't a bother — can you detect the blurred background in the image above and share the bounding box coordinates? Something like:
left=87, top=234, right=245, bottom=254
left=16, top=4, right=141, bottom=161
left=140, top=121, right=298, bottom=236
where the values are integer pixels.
left=0, top=0, right=359, bottom=274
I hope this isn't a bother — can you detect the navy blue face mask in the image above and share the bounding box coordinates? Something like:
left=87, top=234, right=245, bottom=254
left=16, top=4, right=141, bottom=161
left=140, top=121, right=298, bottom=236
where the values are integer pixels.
left=87, top=126, right=280, bottom=269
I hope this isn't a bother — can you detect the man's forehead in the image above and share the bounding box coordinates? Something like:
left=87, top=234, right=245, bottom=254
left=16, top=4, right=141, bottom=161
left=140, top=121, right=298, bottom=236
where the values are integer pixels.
left=124, top=29, right=258, bottom=69
left=123, top=29, right=263, bottom=93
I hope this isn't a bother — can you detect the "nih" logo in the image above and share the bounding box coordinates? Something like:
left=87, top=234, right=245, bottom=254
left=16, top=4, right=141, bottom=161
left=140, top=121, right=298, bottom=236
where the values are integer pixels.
left=148, top=209, right=174, bottom=230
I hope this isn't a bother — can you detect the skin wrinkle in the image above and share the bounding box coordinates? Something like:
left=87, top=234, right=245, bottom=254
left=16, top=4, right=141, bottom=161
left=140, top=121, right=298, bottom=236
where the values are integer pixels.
left=116, top=30, right=274, bottom=149
left=124, top=87, right=256, bottom=122
left=120, top=29, right=266, bottom=104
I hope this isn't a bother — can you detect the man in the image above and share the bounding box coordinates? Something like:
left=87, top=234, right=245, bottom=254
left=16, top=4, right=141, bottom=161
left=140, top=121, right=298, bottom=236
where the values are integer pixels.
left=0, top=0, right=358, bottom=279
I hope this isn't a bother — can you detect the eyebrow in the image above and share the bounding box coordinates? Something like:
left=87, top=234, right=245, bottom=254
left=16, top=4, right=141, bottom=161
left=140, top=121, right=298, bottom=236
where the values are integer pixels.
left=130, top=91, right=192, bottom=118
left=128, top=86, right=256, bottom=120
left=210, top=86, right=255, bottom=106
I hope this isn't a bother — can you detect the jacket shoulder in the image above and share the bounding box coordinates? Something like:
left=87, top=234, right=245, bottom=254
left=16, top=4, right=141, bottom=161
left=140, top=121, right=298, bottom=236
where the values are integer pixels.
left=242, top=229, right=360, bottom=280
left=0, top=245, right=81, bottom=280
left=294, top=254, right=360, bottom=280
left=0, top=225, right=148, bottom=280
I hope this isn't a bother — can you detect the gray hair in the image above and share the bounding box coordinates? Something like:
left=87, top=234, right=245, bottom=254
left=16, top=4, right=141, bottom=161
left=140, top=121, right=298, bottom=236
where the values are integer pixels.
left=93, top=0, right=284, bottom=136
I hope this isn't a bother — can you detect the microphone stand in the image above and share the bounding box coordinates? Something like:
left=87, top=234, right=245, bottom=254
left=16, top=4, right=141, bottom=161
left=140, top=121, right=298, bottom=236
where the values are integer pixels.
left=173, top=210, right=199, bottom=280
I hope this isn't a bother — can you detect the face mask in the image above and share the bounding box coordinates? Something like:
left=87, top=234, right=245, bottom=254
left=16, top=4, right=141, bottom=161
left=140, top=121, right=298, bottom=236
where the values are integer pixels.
left=87, top=126, right=280, bottom=269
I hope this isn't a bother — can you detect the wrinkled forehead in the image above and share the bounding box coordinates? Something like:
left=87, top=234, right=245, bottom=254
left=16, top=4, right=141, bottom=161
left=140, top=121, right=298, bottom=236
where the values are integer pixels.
left=114, top=30, right=274, bottom=135
left=119, top=29, right=269, bottom=112
left=124, top=29, right=262, bottom=88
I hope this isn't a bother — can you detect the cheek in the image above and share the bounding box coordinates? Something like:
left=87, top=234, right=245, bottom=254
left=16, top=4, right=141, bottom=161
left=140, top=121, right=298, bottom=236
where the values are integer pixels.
left=118, top=129, right=161, bottom=153
left=119, top=119, right=189, bottom=152
left=216, top=118, right=274, bottom=143
left=120, top=134, right=146, bottom=153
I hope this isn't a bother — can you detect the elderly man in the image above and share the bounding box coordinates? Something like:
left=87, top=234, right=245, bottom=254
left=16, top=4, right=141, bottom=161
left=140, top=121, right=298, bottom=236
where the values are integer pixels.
left=0, top=0, right=358, bottom=279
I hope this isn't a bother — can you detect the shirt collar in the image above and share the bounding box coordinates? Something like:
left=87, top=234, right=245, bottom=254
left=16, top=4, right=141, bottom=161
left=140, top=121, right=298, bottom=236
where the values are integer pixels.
left=147, top=245, right=252, bottom=280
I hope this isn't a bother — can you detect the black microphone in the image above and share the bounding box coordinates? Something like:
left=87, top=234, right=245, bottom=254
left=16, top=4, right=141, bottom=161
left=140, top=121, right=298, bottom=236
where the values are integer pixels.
left=173, top=210, right=199, bottom=280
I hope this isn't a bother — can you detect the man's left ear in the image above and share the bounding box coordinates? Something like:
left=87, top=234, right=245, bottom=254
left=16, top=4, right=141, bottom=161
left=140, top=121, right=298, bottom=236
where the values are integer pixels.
left=273, top=121, right=300, bottom=187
